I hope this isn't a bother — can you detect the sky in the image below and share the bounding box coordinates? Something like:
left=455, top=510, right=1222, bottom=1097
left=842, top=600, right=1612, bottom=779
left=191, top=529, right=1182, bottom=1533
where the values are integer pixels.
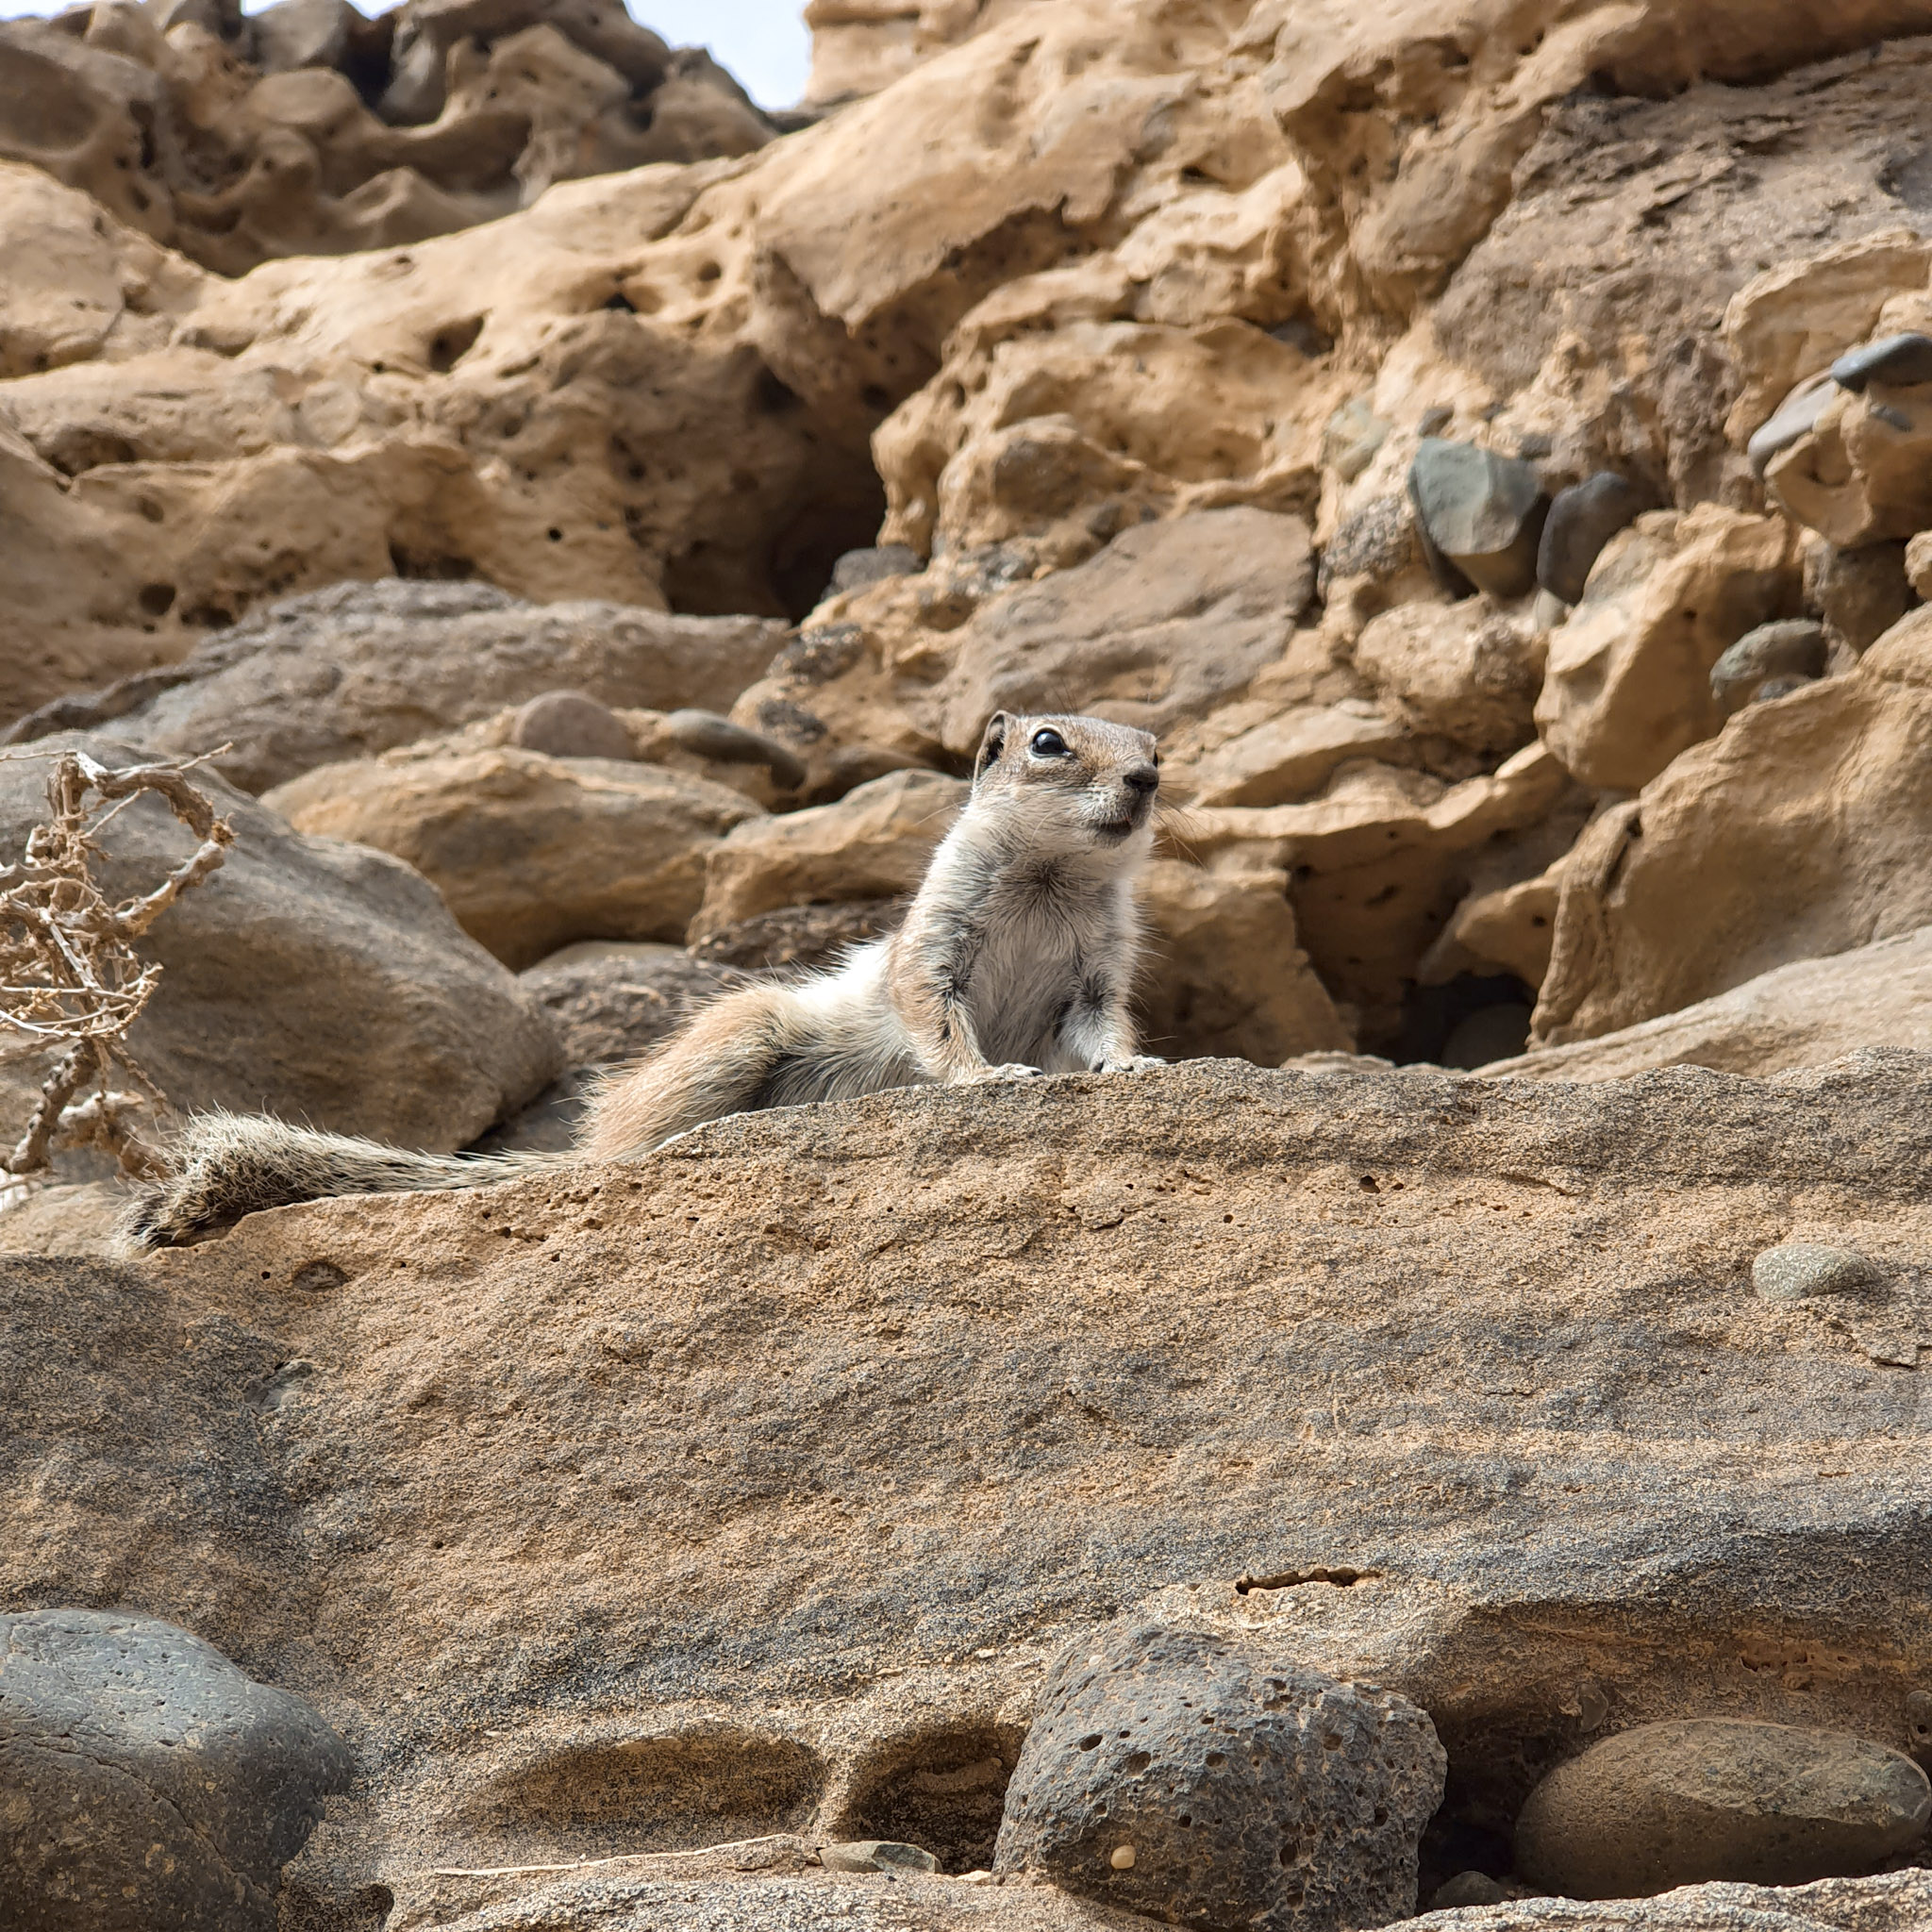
left=0, top=0, right=815, bottom=108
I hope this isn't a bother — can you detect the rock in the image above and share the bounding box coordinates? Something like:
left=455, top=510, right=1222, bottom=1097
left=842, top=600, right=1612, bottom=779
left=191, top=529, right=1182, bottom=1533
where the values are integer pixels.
left=1747, top=373, right=1839, bottom=477
left=0, top=733, right=559, bottom=1158
left=265, top=747, right=762, bottom=971
left=1324, top=399, right=1392, bottom=483
left=1537, top=474, right=1646, bottom=607
left=1708, top=620, right=1830, bottom=716
left=1137, top=859, right=1353, bottom=1065
left=934, top=509, right=1317, bottom=757
left=1422, top=1871, right=1932, bottom=1932
left=1488, top=927, right=1932, bottom=1084
left=508, top=691, right=637, bottom=763
left=1353, top=602, right=1542, bottom=754
left=1408, top=441, right=1549, bottom=601
left=663, top=711, right=808, bottom=791
left=1752, top=1245, right=1879, bottom=1304
left=1513, top=1720, right=1931, bottom=1898
left=831, top=547, right=924, bottom=595
left=1830, top=331, right=1932, bottom=391
left=1533, top=615, right=1932, bottom=1045
left=690, top=769, right=964, bottom=945
left=518, top=941, right=750, bottom=1066
left=1432, top=1871, right=1511, bottom=1908
left=1316, top=493, right=1427, bottom=602
left=13, top=581, right=789, bottom=795
left=992, top=1619, right=1445, bottom=1930
left=1769, top=379, right=1932, bottom=549
left=820, top=1840, right=940, bottom=1874
left=1181, top=705, right=1410, bottom=809
left=690, top=899, right=908, bottom=974
left=1536, top=507, right=1801, bottom=791
left=1907, top=532, right=1932, bottom=602
left=1806, top=541, right=1912, bottom=654
left=0, top=1607, right=353, bottom=1932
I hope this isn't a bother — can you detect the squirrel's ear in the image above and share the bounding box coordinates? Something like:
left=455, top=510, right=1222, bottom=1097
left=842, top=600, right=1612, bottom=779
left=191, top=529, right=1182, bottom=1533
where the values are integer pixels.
left=975, top=712, right=1010, bottom=777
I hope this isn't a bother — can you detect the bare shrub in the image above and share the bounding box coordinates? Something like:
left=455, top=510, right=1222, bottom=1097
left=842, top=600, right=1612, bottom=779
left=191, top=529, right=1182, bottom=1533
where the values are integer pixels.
left=0, top=748, right=233, bottom=1191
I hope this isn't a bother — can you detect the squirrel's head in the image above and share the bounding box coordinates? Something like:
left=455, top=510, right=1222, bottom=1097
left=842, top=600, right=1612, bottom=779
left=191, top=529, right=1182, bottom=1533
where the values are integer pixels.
left=969, top=711, right=1160, bottom=859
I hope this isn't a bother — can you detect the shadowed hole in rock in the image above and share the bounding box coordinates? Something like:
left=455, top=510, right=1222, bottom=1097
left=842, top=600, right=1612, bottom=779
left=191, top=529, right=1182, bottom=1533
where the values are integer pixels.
left=387, top=542, right=475, bottom=581
left=833, top=1721, right=1027, bottom=1874
left=472, top=1733, right=824, bottom=1862
left=1235, top=1566, right=1382, bottom=1594
left=1395, top=973, right=1535, bottom=1068
left=280, top=1880, right=395, bottom=1931
left=426, top=316, right=485, bottom=373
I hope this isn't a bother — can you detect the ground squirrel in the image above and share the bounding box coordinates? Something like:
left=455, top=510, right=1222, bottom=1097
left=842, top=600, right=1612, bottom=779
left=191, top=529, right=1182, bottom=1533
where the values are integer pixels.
left=125, top=711, right=1165, bottom=1247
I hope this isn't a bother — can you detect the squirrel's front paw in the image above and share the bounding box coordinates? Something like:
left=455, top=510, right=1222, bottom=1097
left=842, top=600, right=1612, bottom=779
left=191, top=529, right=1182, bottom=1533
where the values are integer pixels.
left=1096, top=1055, right=1166, bottom=1074
left=958, top=1062, right=1043, bottom=1085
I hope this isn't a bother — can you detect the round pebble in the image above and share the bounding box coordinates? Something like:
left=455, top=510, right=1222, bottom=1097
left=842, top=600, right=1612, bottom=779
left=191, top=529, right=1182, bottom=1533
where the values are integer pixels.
left=1752, top=1243, right=1878, bottom=1302
left=509, top=690, right=636, bottom=762
left=1110, top=1844, right=1137, bottom=1871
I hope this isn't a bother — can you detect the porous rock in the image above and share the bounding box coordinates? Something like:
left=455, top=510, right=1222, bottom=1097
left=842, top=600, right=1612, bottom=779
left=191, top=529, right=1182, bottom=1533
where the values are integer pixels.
left=1408, top=440, right=1548, bottom=601
left=0, top=1607, right=353, bottom=1932
left=992, top=1619, right=1444, bottom=1930
left=0, top=733, right=559, bottom=1156
left=1421, top=1871, right=1932, bottom=1931
left=1513, top=1720, right=1931, bottom=1898
left=265, top=746, right=762, bottom=970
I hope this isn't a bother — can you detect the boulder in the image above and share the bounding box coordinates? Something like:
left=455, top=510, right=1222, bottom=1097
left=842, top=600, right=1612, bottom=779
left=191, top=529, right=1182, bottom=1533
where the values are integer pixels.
left=518, top=941, right=749, bottom=1068
left=992, top=1619, right=1444, bottom=1929
left=1353, top=602, right=1541, bottom=754
left=0, top=734, right=559, bottom=1157
left=10, top=581, right=789, bottom=796
left=1179, top=704, right=1410, bottom=809
left=1533, top=614, right=1932, bottom=1045
left=1769, top=382, right=1932, bottom=548
left=0, top=1607, right=354, bottom=1932
left=1487, top=927, right=1932, bottom=1084
left=265, top=747, right=762, bottom=970
left=1513, top=1720, right=1930, bottom=1898
left=690, top=769, right=965, bottom=944
left=1535, top=508, right=1801, bottom=792
left=1407, top=441, right=1548, bottom=601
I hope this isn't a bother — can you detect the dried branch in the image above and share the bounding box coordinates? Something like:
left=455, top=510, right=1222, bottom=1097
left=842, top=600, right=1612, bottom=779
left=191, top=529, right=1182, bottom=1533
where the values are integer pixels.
left=0, top=749, right=234, bottom=1189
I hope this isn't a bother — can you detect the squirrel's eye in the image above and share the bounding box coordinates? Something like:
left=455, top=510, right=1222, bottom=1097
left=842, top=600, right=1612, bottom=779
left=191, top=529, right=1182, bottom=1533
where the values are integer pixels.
left=1030, top=728, right=1068, bottom=757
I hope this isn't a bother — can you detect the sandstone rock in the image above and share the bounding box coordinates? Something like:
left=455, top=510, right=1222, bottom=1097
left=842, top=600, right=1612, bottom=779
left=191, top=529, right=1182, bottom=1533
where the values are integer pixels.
left=1752, top=1245, right=1879, bottom=1305
left=1487, top=927, right=1932, bottom=1085
left=1805, top=541, right=1912, bottom=655
left=1421, top=1871, right=1932, bottom=1932
left=1408, top=440, right=1548, bottom=601
left=992, top=1619, right=1444, bottom=1929
left=0, top=1607, right=353, bottom=1932
left=1137, top=858, right=1351, bottom=1065
left=934, top=510, right=1316, bottom=757
left=1513, top=1720, right=1931, bottom=1898
left=0, top=733, right=559, bottom=1158
left=265, top=747, right=761, bottom=970
left=517, top=941, right=750, bottom=1067
left=1534, top=614, right=1932, bottom=1045
left=690, top=769, right=964, bottom=944
left=14, top=1054, right=1932, bottom=1915
left=508, top=691, right=636, bottom=763
left=1769, top=381, right=1932, bottom=548
left=1908, top=531, right=1932, bottom=601
left=1353, top=602, right=1541, bottom=755
left=11, top=581, right=789, bottom=795
left=1538, top=475, right=1645, bottom=608
left=1536, top=508, right=1801, bottom=792
left=1709, top=620, right=1829, bottom=717
left=1181, top=705, right=1410, bottom=809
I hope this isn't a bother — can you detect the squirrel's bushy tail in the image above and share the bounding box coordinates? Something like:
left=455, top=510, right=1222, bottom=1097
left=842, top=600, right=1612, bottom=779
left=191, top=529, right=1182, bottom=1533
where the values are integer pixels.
left=121, top=1112, right=558, bottom=1249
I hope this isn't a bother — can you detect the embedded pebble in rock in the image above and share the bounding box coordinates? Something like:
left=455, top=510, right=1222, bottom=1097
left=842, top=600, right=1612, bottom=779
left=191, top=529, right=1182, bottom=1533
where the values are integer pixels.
left=1538, top=473, right=1646, bottom=606
left=1806, top=541, right=1911, bottom=652
left=1752, top=1242, right=1880, bottom=1301
left=0, top=1607, right=353, bottom=1932
left=1747, top=372, right=1838, bottom=476
left=820, top=1840, right=940, bottom=1874
left=992, top=1618, right=1444, bottom=1932
left=1708, top=620, right=1829, bottom=716
left=1513, top=1720, right=1930, bottom=1898
left=665, top=710, right=808, bottom=790
left=1830, top=332, right=1932, bottom=391
left=1409, top=440, right=1550, bottom=600
left=508, top=691, right=637, bottom=763
left=830, top=546, right=924, bottom=594
left=1316, top=494, right=1424, bottom=599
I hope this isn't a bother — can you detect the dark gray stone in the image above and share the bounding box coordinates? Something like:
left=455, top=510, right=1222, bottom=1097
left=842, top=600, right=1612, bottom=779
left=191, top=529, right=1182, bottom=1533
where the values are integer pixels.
left=1537, top=473, right=1645, bottom=605
left=0, top=1608, right=352, bottom=1932
left=1830, top=332, right=1932, bottom=391
left=509, top=691, right=637, bottom=762
left=1408, top=440, right=1549, bottom=599
left=664, top=709, right=808, bottom=790
left=830, top=546, right=923, bottom=594
left=1806, top=541, right=1911, bottom=652
left=820, top=1840, right=940, bottom=1874
left=1748, top=372, right=1836, bottom=475
left=992, top=1620, right=1444, bottom=1931
left=1709, top=619, right=1829, bottom=715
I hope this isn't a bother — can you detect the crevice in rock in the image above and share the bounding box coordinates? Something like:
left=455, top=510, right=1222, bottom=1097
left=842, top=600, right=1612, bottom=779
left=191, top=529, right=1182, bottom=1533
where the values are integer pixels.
left=830, top=1720, right=1027, bottom=1874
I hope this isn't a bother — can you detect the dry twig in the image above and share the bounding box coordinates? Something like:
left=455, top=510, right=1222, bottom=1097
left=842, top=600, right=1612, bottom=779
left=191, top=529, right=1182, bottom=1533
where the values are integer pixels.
left=0, top=748, right=233, bottom=1189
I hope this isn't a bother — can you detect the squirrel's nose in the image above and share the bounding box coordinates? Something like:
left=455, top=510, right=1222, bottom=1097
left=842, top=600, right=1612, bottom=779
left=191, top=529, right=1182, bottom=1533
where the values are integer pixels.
left=1123, top=762, right=1159, bottom=796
